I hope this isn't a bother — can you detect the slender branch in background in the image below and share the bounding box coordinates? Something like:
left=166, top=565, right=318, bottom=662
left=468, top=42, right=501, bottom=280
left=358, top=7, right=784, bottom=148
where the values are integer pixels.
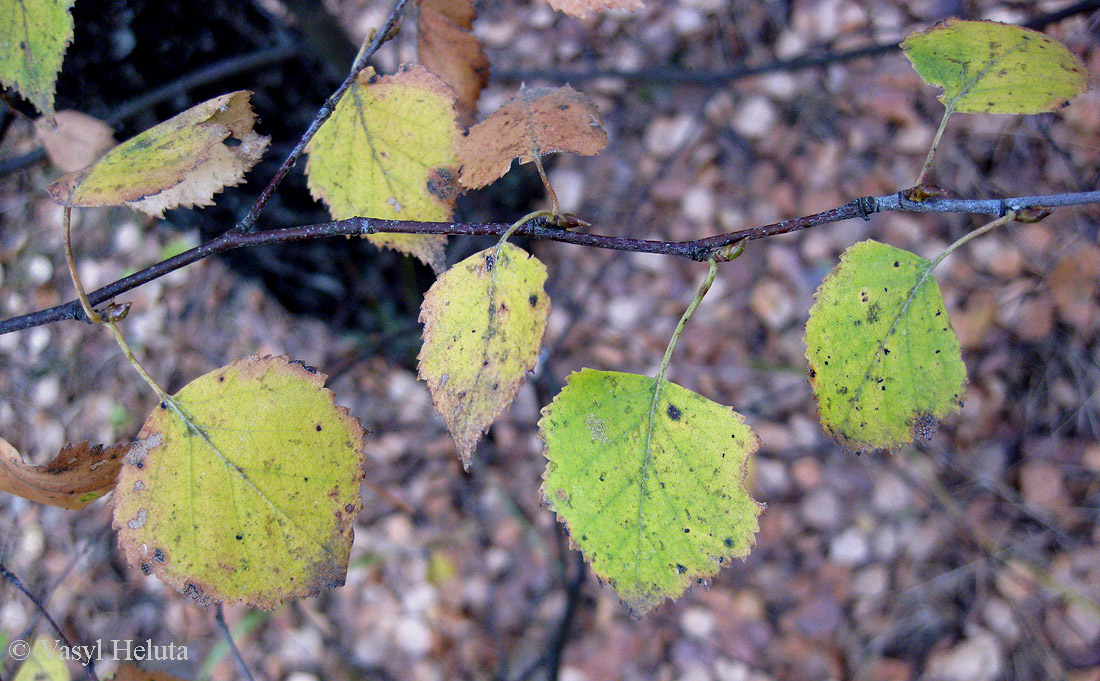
left=1, top=189, right=1098, bottom=336
left=231, top=0, right=411, bottom=234
left=0, top=562, right=101, bottom=681
left=214, top=605, right=257, bottom=681
left=0, top=45, right=298, bottom=178
left=490, top=0, right=1100, bottom=86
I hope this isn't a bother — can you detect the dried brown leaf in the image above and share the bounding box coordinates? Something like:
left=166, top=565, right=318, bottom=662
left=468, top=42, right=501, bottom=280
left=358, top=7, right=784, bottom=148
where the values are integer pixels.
left=33, top=110, right=116, bottom=172
left=457, top=85, right=608, bottom=190
left=0, top=437, right=126, bottom=510
left=418, top=0, right=489, bottom=122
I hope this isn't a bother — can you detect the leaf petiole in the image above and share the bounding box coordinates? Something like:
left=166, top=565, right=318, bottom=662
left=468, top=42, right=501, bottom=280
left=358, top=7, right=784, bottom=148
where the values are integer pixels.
left=62, top=206, right=172, bottom=403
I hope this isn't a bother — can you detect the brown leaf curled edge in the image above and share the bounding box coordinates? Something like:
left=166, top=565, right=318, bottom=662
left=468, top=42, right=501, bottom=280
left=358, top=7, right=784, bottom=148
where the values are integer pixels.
left=0, top=437, right=127, bottom=510
left=418, top=0, right=488, bottom=122
left=457, top=85, right=608, bottom=190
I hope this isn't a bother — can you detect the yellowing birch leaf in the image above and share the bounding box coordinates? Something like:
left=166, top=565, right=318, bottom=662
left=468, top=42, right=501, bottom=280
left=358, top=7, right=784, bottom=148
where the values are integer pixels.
left=45, top=91, right=269, bottom=217
left=540, top=369, right=762, bottom=615
left=0, top=437, right=126, bottom=509
left=0, top=0, right=74, bottom=117
left=418, top=243, right=550, bottom=468
left=546, top=0, right=642, bottom=18
left=306, top=65, right=461, bottom=272
left=113, top=355, right=365, bottom=609
left=34, top=110, right=116, bottom=172
left=902, top=20, right=1088, bottom=114
left=804, top=240, right=967, bottom=452
left=457, top=85, right=608, bottom=190
left=12, top=638, right=69, bottom=681
left=418, top=0, right=488, bottom=122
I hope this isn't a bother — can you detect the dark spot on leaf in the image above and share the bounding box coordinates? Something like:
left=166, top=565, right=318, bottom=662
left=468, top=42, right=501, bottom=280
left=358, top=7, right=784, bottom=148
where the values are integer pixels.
left=724, top=537, right=734, bottom=547
left=667, top=404, right=682, bottom=420
left=159, top=402, right=167, bottom=410
left=912, top=412, right=938, bottom=441
left=290, top=359, right=318, bottom=374
left=345, top=503, right=355, bottom=514
left=316, top=424, right=323, bottom=432
left=426, top=167, right=459, bottom=201
left=893, top=261, right=899, bottom=267
left=485, top=254, right=495, bottom=271
left=153, top=548, right=165, bottom=563
left=135, top=461, right=144, bottom=470
left=676, top=564, right=686, bottom=574
left=529, top=294, right=538, bottom=307
left=236, top=533, right=244, bottom=540
left=683, top=527, right=690, bottom=533
left=218, top=376, right=224, bottom=382
left=224, top=136, right=242, bottom=148
left=559, top=104, right=569, bottom=110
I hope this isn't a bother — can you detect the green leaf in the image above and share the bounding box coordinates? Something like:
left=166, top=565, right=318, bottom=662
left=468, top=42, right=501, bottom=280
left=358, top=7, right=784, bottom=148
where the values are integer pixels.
left=12, top=638, right=69, bottom=681
left=901, top=19, right=1088, bottom=114
left=45, top=91, right=269, bottom=218
left=539, top=369, right=762, bottom=614
left=113, top=355, right=365, bottom=609
left=804, top=240, right=967, bottom=452
left=306, top=64, right=461, bottom=273
left=0, top=0, right=74, bottom=117
left=418, top=242, right=550, bottom=467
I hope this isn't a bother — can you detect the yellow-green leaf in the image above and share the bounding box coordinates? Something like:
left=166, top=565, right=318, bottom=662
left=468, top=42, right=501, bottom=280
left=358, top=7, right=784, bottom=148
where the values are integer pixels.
left=12, top=638, right=69, bottom=681
left=418, top=242, right=550, bottom=468
left=113, top=355, right=365, bottom=609
left=804, top=240, right=967, bottom=452
left=901, top=19, right=1088, bottom=114
left=539, top=369, right=762, bottom=615
left=0, top=0, right=74, bottom=117
left=45, top=91, right=269, bottom=217
left=306, top=65, right=461, bottom=272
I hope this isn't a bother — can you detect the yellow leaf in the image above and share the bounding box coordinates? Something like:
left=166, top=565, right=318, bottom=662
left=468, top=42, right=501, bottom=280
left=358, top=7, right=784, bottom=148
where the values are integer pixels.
left=457, top=85, right=608, bottom=190
left=306, top=65, right=462, bottom=272
left=46, top=91, right=269, bottom=218
left=113, top=355, right=365, bottom=609
left=0, top=0, right=74, bottom=117
left=418, top=243, right=550, bottom=467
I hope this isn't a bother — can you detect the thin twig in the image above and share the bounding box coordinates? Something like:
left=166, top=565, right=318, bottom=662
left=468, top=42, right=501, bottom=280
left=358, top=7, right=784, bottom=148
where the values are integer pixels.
left=231, top=0, right=411, bottom=234
left=2, top=189, right=1098, bottom=336
left=0, top=562, right=100, bottom=681
left=0, top=45, right=297, bottom=178
left=490, top=0, right=1100, bottom=87
left=214, top=605, right=256, bottom=681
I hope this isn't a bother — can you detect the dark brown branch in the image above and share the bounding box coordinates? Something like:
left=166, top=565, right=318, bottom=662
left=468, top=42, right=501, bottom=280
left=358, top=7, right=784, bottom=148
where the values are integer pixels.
left=0, top=562, right=100, bottom=681
left=491, top=0, right=1100, bottom=87
left=214, top=605, right=257, bottom=681
left=2, top=190, right=1098, bottom=336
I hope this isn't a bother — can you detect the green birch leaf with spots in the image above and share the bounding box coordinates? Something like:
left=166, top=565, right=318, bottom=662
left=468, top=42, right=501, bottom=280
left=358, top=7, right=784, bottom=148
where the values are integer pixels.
left=112, top=355, right=365, bottom=609
left=539, top=369, right=762, bottom=615
left=305, top=64, right=462, bottom=273
left=418, top=242, right=550, bottom=468
left=0, top=0, right=75, bottom=117
left=804, top=240, right=967, bottom=452
left=901, top=19, right=1088, bottom=114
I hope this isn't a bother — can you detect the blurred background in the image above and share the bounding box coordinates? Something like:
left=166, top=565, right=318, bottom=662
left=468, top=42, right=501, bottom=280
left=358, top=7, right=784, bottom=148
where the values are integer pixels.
left=1, top=1, right=1099, bottom=680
